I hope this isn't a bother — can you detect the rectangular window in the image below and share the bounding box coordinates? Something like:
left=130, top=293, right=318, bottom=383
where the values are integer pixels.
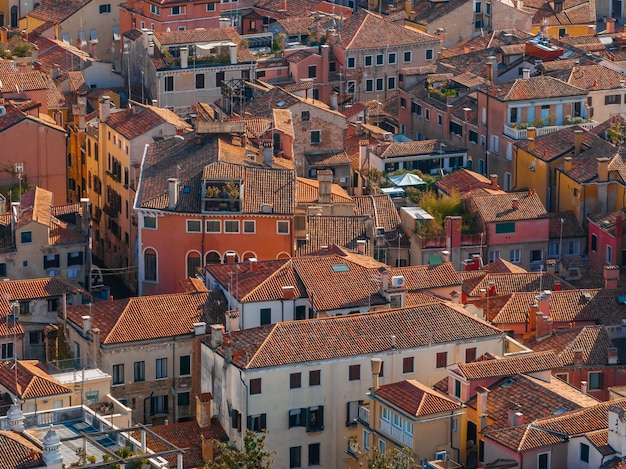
left=224, top=220, right=239, bottom=233
left=436, top=352, right=447, bottom=368
left=309, top=443, right=320, bottom=466
left=509, top=249, right=521, bottom=263
left=346, top=400, right=362, bottom=426
left=438, top=114, right=443, bottom=126
left=363, top=430, right=370, bottom=450
left=195, top=73, right=205, bottom=89
left=366, top=79, right=373, bottom=92
left=207, top=2, right=215, bottom=10
left=150, top=4, right=160, bottom=14
left=243, top=220, right=255, bottom=233
left=388, top=52, right=396, bottom=64
left=151, top=395, right=168, bottom=415
left=206, top=220, right=221, bottom=233
left=134, top=361, right=145, bottom=382
left=250, top=378, right=262, bottom=395
left=347, top=57, right=355, bottom=68
left=177, top=391, right=190, bottom=406
left=1, top=343, right=13, bottom=360
left=67, top=252, right=84, bottom=266
left=100, top=4, right=111, bottom=13
left=295, top=305, right=306, bottom=320
left=156, top=358, right=167, bottom=379
left=309, top=370, right=321, bottom=386
left=44, top=254, right=60, bottom=269
left=403, top=356, right=414, bottom=373
left=580, top=443, right=589, bottom=463
left=112, top=364, right=124, bottom=385
left=530, top=250, right=543, bottom=263
left=21, top=231, right=32, bottom=244
left=307, top=406, right=324, bottom=432
left=376, top=54, right=384, bottom=65
left=607, top=244, right=613, bottom=264
left=454, top=379, right=462, bottom=398
left=489, top=134, right=499, bottom=153
left=466, top=347, right=477, bottom=363
left=290, top=372, right=302, bottom=389
left=310, top=130, right=321, bottom=144
left=277, top=220, right=290, bottom=234
left=404, top=51, right=411, bottom=62
left=349, top=364, right=360, bottom=381
left=538, top=452, right=550, bottom=469
left=289, top=408, right=307, bottom=427
left=388, top=76, right=396, bottom=90
left=171, top=5, right=183, bottom=14
left=365, top=55, right=373, bottom=66
left=290, top=446, right=301, bottom=468
left=144, top=216, right=157, bottom=229
left=186, top=220, right=202, bottom=232
left=308, top=65, right=317, bottom=78
left=400, top=97, right=406, bottom=108
left=489, top=250, right=500, bottom=263
left=164, top=76, right=174, bottom=92
left=301, top=111, right=310, bottom=121
left=247, top=413, right=266, bottom=431
left=260, top=308, right=271, bottom=325
left=591, top=233, right=597, bottom=252
left=47, top=299, right=58, bottom=313
left=180, top=355, right=191, bottom=376
left=376, top=78, right=384, bottom=91
left=605, top=94, right=621, bottom=105
left=347, top=81, right=356, bottom=94
left=495, top=222, right=515, bottom=234
left=426, top=49, right=434, bottom=60
left=589, top=371, right=604, bottom=390
left=425, top=109, right=430, bottom=120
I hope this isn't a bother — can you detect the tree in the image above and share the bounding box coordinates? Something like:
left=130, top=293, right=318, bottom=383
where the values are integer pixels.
left=206, top=430, right=274, bottom=469
left=348, top=439, right=420, bottom=469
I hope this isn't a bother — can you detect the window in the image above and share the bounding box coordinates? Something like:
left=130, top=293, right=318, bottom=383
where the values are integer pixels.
left=216, top=71, right=225, bottom=86
left=605, top=94, right=621, bottom=105
left=363, top=430, right=370, bottom=450
left=308, top=65, right=317, bottom=78
left=416, top=104, right=422, bottom=116
left=150, top=4, right=160, bottom=14
left=290, top=446, right=301, bottom=468
left=144, top=216, right=157, bottom=229
left=495, top=222, right=515, bottom=234
left=186, top=220, right=202, bottom=232
left=277, top=221, right=289, bottom=234
left=580, top=443, right=589, bottom=463
left=309, top=370, right=321, bottom=386
left=301, top=111, right=310, bottom=121
left=248, top=413, right=267, bottom=431
left=426, top=49, right=434, bottom=60
left=207, top=2, right=215, bottom=10
left=289, top=408, right=306, bottom=427
left=454, top=379, right=462, bottom=398
left=376, top=54, right=384, bottom=65
left=607, top=245, right=613, bottom=264
left=151, top=395, right=168, bottom=415
left=538, top=452, right=550, bottom=469
left=438, top=114, right=442, bottom=126
left=388, top=76, right=396, bottom=90
left=403, top=51, right=412, bottom=63
left=236, top=221, right=254, bottom=235
left=347, top=57, right=355, bottom=68
left=156, top=358, right=167, bottom=379
left=475, top=1, right=481, bottom=12
left=44, top=254, right=60, bottom=269
left=390, top=295, right=402, bottom=308
left=178, top=391, right=190, bottom=406
left=1, top=343, right=14, bottom=360
left=224, top=220, right=239, bottom=233
left=425, top=109, right=430, bottom=120
left=100, top=4, right=111, bottom=13
left=20, top=302, right=30, bottom=315
left=180, top=355, right=191, bottom=376
left=187, top=252, right=201, bottom=278
left=260, top=308, right=271, bottom=325
left=530, top=250, right=542, bottom=263
left=365, top=55, right=373, bottom=66
left=231, top=409, right=242, bottom=431
left=250, top=378, right=262, bottom=394
left=388, top=52, right=396, bottom=64
left=346, top=400, right=362, bottom=426
left=145, top=249, right=157, bottom=282
left=47, top=298, right=58, bottom=312
left=307, top=406, right=324, bottom=432
left=466, top=347, right=477, bottom=363
left=403, top=356, right=414, bottom=373
left=347, top=81, right=356, bottom=94
left=450, top=121, right=463, bottom=136
left=20, top=231, right=32, bottom=244
left=349, top=364, right=360, bottom=381
left=295, top=305, right=306, bottom=320
left=206, top=220, right=221, bottom=233
left=67, top=252, right=84, bottom=266
left=290, top=372, right=302, bottom=389
left=489, top=250, right=500, bottom=263
left=589, top=371, right=604, bottom=390
left=134, top=361, right=145, bottom=382
left=164, top=76, right=174, bottom=92
left=489, top=134, right=499, bottom=152
left=310, top=130, right=321, bottom=144
left=509, top=249, right=521, bottom=263
left=400, top=97, right=406, bottom=108
left=379, top=440, right=386, bottom=455
left=436, top=352, right=447, bottom=368
left=591, top=234, right=597, bottom=252
left=309, top=443, right=320, bottom=466
left=171, top=5, right=183, bottom=14
left=376, top=78, right=384, bottom=91
left=195, top=73, right=205, bottom=89
left=112, top=364, right=124, bottom=385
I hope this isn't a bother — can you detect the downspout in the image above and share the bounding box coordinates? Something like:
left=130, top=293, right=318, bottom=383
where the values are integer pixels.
left=239, top=369, right=248, bottom=447
left=450, top=408, right=460, bottom=463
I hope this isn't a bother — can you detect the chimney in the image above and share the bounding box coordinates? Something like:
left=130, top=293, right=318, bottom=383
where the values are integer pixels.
left=535, top=313, right=553, bottom=339
left=486, top=55, right=497, bottom=83
left=225, top=252, right=236, bottom=264
left=511, top=198, right=519, bottom=210
left=488, top=281, right=496, bottom=297
left=597, top=157, right=609, bottom=181
left=522, top=68, right=530, bottom=79
left=317, top=169, right=333, bottom=204
left=546, top=258, right=557, bottom=275
left=92, top=329, right=100, bottom=363
left=168, top=178, right=179, bottom=210
left=195, top=394, right=212, bottom=428
left=462, top=107, right=472, bottom=121
left=148, top=40, right=154, bottom=56
left=42, top=426, right=63, bottom=467
left=81, top=316, right=91, bottom=336
left=479, top=288, right=487, bottom=298
left=356, top=239, right=366, bottom=254
left=262, top=141, right=273, bottom=166
left=450, top=290, right=461, bottom=304
left=229, top=44, right=237, bottom=64
left=210, top=324, right=224, bottom=348
left=282, top=286, right=296, bottom=299
left=180, top=46, right=189, bottom=69
left=574, top=130, right=583, bottom=156
left=608, top=347, right=619, bottom=365
left=553, top=280, right=561, bottom=291
left=536, top=290, right=551, bottom=317
left=607, top=17, right=616, bottom=33
left=564, top=156, right=573, bottom=172
left=223, top=333, right=233, bottom=361
left=201, top=436, right=214, bottom=463
left=371, top=358, right=382, bottom=390
left=489, top=174, right=499, bottom=189
left=359, top=140, right=369, bottom=169
left=446, top=216, right=462, bottom=248
left=580, top=380, right=588, bottom=394
left=379, top=267, right=389, bottom=294
left=527, top=137, right=535, bottom=152
left=604, top=264, right=620, bottom=289
left=321, top=44, right=329, bottom=83
left=355, top=121, right=363, bottom=135
left=526, top=126, right=536, bottom=140
left=529, top=303, right=538, bottom=331
left=6, top=403, right=25, bottom=431
left=193, top=322, right=207, bottom=336
left=477, top=386, right=489, bottom=414
left=573, top=350, right=584, bottom=366
left=441, top=250, right=450, bottom=262
left=98, top=95, right=111, bottom=123
left=330, top=92, right=338, bottom=110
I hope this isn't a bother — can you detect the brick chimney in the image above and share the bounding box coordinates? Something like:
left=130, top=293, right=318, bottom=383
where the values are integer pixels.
left=195, top=393, right=212, bottom=428
left=527, top=137, right=535, bottom=152
left=573, top=350, right=584, bottom=366
left=317, top=169, right=333, bottom=204
left=168, top=178, right=179, bottom=210
left=574, top=129, right=583, bottom=156
left=511, top=198, right=519, bottom=210
left=477, top=386, right=489, bottom=416
left=604, top=265, right=619, bottom=289
left=608, top=347, right=619, bottom=365
left=607, top=17, right=616, bottom=33
left=536, top=290, right=551, bottom=317
left=282, top=285, right=296, bottom=299
left=528, top=303, right=539, bottom=331
left=225, top=252, right=236, bottom=264
left=564, top=156, right=573, bottom=173
left=535, top=312, right=553, bottom=339
left=597, top=157, right=610, bottom=181
left=527, top=127, right=537, bottom=140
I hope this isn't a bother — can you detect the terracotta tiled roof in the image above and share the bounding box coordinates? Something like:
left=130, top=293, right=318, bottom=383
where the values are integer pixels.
left=0, top=102, right=27, bottom=132
left=435, top=168, right=495, bottom=196
left=0, top=278, right=87, bottom=315
left=178, top=277, right=209, bottom=293
left=391, top=263, right=461, bottom=291
left=29, top=0, right=90, bottom=23
left=526, top=0, right=596, bottom=27
left=0, top=430, right=43, bottom=469
left=0, top=71, right=48, bottom=92
left=585, top=429, right=615, bottom=457
left=353, top=194, right=400, bottom=232
left=216, top=303, right=503, bottom=369
left=379, top=140, right=462, bottom=158
left=0, top=360, right=71, bottom=400
left=483, top=258, right=528, bottom=274
left=454, top=351, right=560, bottom=380
left=277, top=16, right=318, bottom=35
left=463, top=272, right=573, bottom=297
left=485, top=76, right=587, bottom=101
left=254, top=0, right=319, bottom=16
left=589, top=209, right=626, bottom=236
left=375, top=379, right=460, bottom=417
left=105, top=105, right=166, bottom=141
left=305, top=151, right=351, bottom=167
left=471, top=191, right=548, bottom=222
left=609, top=152, right=626, bottom=183
left=65, top=291, right=227, bottom=345
left=548, top=211, right=586, bottom=239
left=296, top=215, right=373, bottom=257
left=296, top=178, right=353, bottom=204
left=338, top=10, right=438, bottom=50
left=0, top=317, right=24, bottom=338
left=566, top=64, right=626, bottom=90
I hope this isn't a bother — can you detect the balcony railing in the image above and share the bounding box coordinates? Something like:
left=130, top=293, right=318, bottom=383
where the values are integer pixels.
left=358, top=405, right=370, bottom=424
left=380, top=419, right=413, bottom=448
left=504, top=121, right=598, bottom=140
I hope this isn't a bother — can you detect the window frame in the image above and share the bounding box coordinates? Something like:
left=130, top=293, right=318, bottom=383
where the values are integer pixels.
left=224, top=220, right=240, bottom=233
left=348, top=364, right=361, bottom=381
left=156, top=357, right=168, bottom=380
left=310, top=130, right=321, bottom=145
left=180, top=355, right=191, bottom=376
left=20, top=231, right=32, bottom=244
left=290, top=372, right=302, bottom=389
left=309, top=369, right=321, bottom=386
left=402, top=356, right=414, bottom=373
left=277, top=220, right=290, bottom=234
left=588, top=371, right=604, bottom=391
left=243, top=220, right=255, bottom=234
left=205, top=219, right=221, bottom=233
left=112, top=364, right=124, bottom=385
left=403, top=50, right=411, bottom=62
left=134, top=361, right=145, bottom=382
left=436, top=351, right=448, bottom=369
left=186, top=219, right=202, bottom=233
left=250, top=378, right=262, bottom=395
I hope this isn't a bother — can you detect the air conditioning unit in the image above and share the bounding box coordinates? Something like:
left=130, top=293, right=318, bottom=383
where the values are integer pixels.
left=434, top=450, right=448, bottom=461
left=391, top=275, right=405, bottom=288
left=382, top=132, right=393, bottom=141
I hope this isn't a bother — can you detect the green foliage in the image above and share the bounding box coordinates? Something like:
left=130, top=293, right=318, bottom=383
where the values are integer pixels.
left=206, top=430, right=274, bottom=469
left=367, top=447, right=420, bottom=469
left=409, top=189, right=466, bottom=237
left=607, top=116, right=626, bottom=145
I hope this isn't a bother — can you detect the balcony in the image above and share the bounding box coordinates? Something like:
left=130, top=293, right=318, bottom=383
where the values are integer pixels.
left=504, top=121, right=598, bottom=140
left=380, top=419, right=413, bottom=449
left=358, top=405, right=370, bottom=425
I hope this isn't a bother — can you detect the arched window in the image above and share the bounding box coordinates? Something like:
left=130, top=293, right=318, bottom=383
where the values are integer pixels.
left=277, top=252, right=291, bottom=259
left=205, top=251, right=221, bottom=264
left=186, top=251, right=201, bottom=278
left=224, top=251, right=239, bottom=264
left=242, top=251, right=257, bottom=261
left=144, top=248, right=157, bottom=282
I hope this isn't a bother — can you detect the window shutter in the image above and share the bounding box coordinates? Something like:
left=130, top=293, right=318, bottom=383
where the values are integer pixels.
left=247, top=416, right=252, bottom=430
left=260, top=413, right=267, bottom=430
left=319, top=406, right=324, bottom=430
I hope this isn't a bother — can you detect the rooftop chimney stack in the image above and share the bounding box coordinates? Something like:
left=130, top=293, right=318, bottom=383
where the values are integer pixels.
left=330, top=92, right=338, bottom=110
left=580, top=379, right=588, bottom=394
left=522, top=68, right=530, bottom=79
left=489, top=174, right=499, bottom=189
left=262, top=141, right=273, bottom=166
left=371, top=358, right=382, bottom=390
left=193, top=322, right=207, bottom=336
left=81, top=316, right=91, bottom=336
left=317, top=169, right=333, bottom=204
left=597, top=157, right=610, bottom=181
left=98, top=96, right=111, bottom=123
left=180, top=46, right=189, bottom=69
left=230, top=44, right=238, bottom=64
left=511, top=198, right=519, bottom=210
left=356, top=239, right=366, bottom=255
left=527, top=137, right=535, bottom=152
left=608, top=347, right=619, bottom=365
left=564, top=156, right=573, bottom=172
left=168, top=178, right=179, bottom=210
left=210, top=324, right=224, bottom=348
left=486, top=55, right=497, bottom=83
left=604, top=264, right=619, bottom=289
left=574, top=129, right=583, bottom=156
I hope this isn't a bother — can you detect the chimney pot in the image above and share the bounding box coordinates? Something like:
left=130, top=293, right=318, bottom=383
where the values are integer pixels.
left=564, top=156, right=573, bottom=172
left=489, top=174, right=499, bottom=189
left=511, top=198, right=520, bottom=210
left=581, top=380, right=588, bottom=394
left=371, top=358, right=382, bottom=390
left=168, top=178, right=179, bottom=210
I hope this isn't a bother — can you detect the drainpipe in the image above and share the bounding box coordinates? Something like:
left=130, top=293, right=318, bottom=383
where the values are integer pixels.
left=450, top=408, right=460, bottom=463
left=239, top=369, right=248, bottom=447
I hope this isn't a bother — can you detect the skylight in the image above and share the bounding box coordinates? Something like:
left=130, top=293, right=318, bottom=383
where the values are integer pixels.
left=331, top=264, right=349, bottom=272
